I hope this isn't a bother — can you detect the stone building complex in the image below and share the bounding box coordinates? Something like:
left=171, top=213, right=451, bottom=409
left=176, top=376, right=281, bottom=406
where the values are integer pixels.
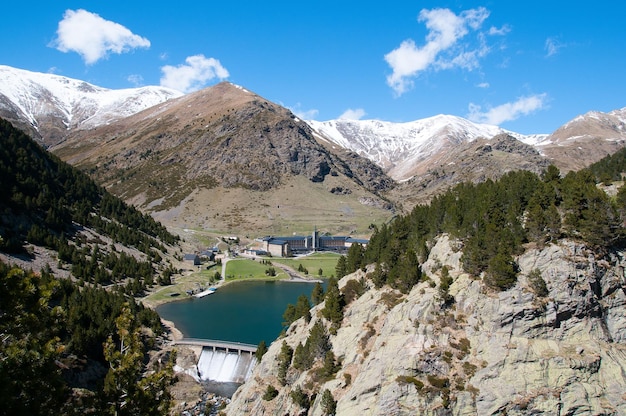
left=259, top=229, right=368, bottom=257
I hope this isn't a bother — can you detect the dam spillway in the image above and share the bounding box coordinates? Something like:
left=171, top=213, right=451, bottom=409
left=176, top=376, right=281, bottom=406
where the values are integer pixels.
left=197, top=346, right=256, bottom=383
left=173, top=338, right=258, bottom=384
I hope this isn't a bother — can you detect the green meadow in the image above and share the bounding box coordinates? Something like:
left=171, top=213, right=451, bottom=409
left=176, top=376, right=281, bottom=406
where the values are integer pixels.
left=269, top=252, right=341, bottom=277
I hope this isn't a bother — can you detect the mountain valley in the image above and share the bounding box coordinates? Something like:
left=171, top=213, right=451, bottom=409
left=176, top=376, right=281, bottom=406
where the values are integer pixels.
left=3, top=66, right=626, bottom=415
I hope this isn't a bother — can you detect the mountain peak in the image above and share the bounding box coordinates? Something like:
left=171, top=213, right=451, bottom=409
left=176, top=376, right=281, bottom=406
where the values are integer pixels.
left=0, top=65, right=183, bottom=146
left=307, top=115, right=509, bottom=181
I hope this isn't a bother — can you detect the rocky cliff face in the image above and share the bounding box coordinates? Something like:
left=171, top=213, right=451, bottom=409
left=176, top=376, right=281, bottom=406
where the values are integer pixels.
left=226, top=236, right=626, bottom=415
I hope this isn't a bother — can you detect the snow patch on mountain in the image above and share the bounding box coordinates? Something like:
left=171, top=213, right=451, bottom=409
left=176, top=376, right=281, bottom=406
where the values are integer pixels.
left=307, top=115, right=548, bottom=181
left=0, top=65, right=183, bottom=133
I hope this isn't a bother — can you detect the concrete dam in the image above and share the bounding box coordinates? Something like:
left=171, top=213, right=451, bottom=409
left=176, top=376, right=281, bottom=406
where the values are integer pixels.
left=176, top=338, right=257, bottom=384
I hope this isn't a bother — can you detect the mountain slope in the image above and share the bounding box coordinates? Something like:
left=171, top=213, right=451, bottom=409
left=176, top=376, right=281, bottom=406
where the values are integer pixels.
left=226, top=165, right=626, bottom=414
left=0, top=117, right=178, bottom=282
left=308, top=115, right=542, bottom=182
left=537, top=107, right=626, bottom=172
left=388, top=133, right=552, bottom=209
left=227, top=238, right=626, bottom=415
left=51, top=82, right=396, bottom=235
left=0, top=65, right=182, bottom=146
left=308, top=109, right=626, bottom=183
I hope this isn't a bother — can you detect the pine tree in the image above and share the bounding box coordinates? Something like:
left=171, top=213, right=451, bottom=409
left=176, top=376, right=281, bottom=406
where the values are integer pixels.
left=322, top=277, right=344, bottom=327
left=484, top=250, right=517, bottom=291
left=311, top=282, right=325, bottom=305
left=368, top=262, right=387, bottom=288
left=295, top=294, right=312, bottom=323
left=335, top=255, right=347, bottom=278
left=290, top=385, right=310, bottom=411
left=346, top=243, right=364, bottom=273
left=320, top=388, right=337, bottom=415
left=320, top=350, right=340, bottom=378
left=255, top=340, right=268, bottom=361
left=0, top=266, right=67, bottom=415
left=292, top=342, right=313, bottom=371
left=277, top=341, right=293, bottom=386
left=102, top=304, right=174, bottom=415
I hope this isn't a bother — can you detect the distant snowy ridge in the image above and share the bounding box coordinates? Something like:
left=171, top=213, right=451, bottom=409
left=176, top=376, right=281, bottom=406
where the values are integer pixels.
left=0, top=65, right=182, bottom=143
left=307, top=115, right=549, bottom=181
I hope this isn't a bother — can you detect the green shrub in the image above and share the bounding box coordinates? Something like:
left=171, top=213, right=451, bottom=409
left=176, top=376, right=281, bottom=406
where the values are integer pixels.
left=262, top=384, right=278, bottom=401
left=396, top=375, right=424, bottom=391
left=528, top=268, right=549, bottom=297
left=427, top=375, right=449, bottom=389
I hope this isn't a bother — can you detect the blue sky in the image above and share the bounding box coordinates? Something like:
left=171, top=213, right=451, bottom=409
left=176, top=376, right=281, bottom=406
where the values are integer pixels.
left=2, top=1, right=624, bottom=134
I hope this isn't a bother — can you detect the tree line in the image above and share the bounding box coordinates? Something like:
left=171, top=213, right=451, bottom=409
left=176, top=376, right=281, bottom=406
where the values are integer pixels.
left=359, top=163, right=626, bottom=293
left=0, top=118, right=179, bottom=256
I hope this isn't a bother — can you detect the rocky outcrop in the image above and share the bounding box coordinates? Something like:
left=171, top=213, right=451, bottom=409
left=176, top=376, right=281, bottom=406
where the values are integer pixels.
left=226, top=236, right=626, bottom=415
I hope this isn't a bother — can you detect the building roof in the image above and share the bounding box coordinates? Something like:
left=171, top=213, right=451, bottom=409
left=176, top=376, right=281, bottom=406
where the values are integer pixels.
left=319, top=236, right=349, bottom=241
left=346, top=237, right=369, bottom=244
left=267, top=239, right=288, bottom=246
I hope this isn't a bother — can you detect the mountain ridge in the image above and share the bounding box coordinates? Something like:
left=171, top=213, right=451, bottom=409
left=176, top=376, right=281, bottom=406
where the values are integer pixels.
left=50, top=81, right=396, bottom=235
left=2, top=65, right=626, bottom=230
left=0, top=65, right=182, bottom=146
left=308, top=108, right=626, bottom=182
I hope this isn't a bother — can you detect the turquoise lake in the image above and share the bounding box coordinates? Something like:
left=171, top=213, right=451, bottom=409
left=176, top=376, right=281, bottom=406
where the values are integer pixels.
left=156, top=280, right=324, bottom=346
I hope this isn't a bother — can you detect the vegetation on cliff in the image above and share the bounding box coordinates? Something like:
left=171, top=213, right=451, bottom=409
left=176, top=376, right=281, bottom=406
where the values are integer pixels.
left=365, top=162, right=626, bottom=292
left=231, top=154, right=626, bottom=415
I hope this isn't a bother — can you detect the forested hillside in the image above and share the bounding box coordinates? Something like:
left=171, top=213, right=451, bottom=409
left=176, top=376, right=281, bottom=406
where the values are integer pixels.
left=0, top=118, right=179, bottom=292
left=358, top=164, right=626, bottom=294
left=0, top=118, right=180, bottom=415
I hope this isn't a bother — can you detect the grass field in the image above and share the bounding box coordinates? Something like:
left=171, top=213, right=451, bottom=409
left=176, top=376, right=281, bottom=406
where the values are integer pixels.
left=142, top=253, right=341, bottom=307
left=224, top=258, right=289, bottom=280
left=141, top=264, right=221, bottom=307
left=270, top=252, right=341, bottom=278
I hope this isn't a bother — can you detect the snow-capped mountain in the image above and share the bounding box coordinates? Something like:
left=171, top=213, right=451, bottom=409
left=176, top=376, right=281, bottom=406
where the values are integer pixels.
left=2, top=64, right=625, bottom=185
left=307, top=115, right=549, bottom=181
left=307, top=106, right=626, bottom=182
left=0, top=65, right=182, bottom=146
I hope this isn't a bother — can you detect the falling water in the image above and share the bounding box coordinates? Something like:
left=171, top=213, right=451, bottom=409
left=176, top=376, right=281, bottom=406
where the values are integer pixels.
left=197, top=347, right=256, bottom=384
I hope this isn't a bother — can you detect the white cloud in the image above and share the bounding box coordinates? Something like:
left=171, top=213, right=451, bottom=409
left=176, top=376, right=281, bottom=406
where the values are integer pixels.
left=339, top=108, right=366, bottom=120
left=51, top=9, right=150, bottom=65
left=127, top=74, right=143, bottom=86
left=545, top=37, right=564, bottom=57
left=476, top=82, right=490, bottom=88
left=159, top=55, right=229, bottom=93
left=489, top=24, right=511, bottom=36
left=467, top=94, right=548, bottom=125
left=287, top=103, right=319, bottom=120
left=384, top=7, right=491, bottom=95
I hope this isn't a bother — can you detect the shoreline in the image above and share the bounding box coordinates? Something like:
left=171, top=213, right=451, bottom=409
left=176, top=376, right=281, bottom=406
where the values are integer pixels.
left=141, top=274, right=324, bottom=310
left=146, top=275, right=324, bottom=343
left=160, top=317, right=184, bottom=341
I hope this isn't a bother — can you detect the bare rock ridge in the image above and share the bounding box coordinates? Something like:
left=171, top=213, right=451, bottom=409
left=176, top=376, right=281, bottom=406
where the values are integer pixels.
left=389, top=133, right=552, bottom=208
left=226, top=236, right=626, bottom=415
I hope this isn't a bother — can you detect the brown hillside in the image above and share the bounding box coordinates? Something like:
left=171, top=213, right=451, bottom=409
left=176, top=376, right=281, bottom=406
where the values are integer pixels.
left=52, top=82, right=395, bottom=235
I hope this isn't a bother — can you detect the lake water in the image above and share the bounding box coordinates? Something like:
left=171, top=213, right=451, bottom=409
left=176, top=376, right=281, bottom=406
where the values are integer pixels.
left=156, top=280, right=323, bottom=346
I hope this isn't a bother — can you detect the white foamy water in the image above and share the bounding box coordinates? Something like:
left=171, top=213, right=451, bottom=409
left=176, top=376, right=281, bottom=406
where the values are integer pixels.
left=197, top=347, right=256, bottom=383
